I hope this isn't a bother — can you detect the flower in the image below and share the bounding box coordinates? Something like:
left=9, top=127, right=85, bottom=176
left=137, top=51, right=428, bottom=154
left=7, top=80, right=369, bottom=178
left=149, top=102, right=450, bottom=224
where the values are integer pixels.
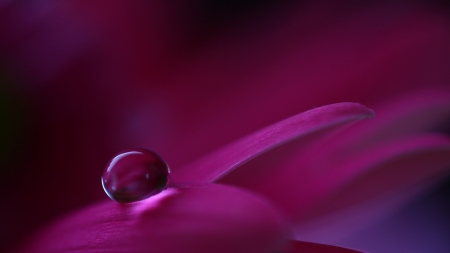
left=1, top=1, right=450, bottom=252
left=16, top=102, right=376, bottom=253
left=14, top=100, right=450, bottom=252
left=10, top=100, right=450, bottom=252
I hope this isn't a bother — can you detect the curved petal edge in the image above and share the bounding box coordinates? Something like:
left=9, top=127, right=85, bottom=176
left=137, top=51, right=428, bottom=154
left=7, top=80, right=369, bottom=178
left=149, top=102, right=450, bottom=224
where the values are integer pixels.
left=175, top=102, right=374, bottom=182
left=17, top=184, right=289, bottom=253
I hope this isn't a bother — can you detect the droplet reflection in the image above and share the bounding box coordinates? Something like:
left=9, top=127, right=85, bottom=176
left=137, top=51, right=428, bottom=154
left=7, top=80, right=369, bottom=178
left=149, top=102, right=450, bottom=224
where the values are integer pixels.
left=102, top=149, right=170, bottom=203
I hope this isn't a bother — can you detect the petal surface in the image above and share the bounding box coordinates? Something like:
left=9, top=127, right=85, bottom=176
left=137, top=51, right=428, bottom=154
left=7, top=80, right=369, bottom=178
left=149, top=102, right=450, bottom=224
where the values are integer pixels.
left=17, top=184, right=288, bottom=253
left=251, top=133, right=450, bottom=219
left=301, top=134, right=450, bottom=220
left=316, top=89, right=450, bottom=163
left=289, top=241, right=364, bottom=253
left=292, top=134, right=450, bottom=243
left=215, top=91, right=450, bottom=224
left=174, top=102, right=374, bottom=183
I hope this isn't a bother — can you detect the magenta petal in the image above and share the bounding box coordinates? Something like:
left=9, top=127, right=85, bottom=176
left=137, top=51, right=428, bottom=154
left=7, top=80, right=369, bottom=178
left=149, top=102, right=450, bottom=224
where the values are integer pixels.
left=18, top=184, right=289, bottom=253
left=174, top=103, right=374, bottom=183
left=292, top=134, right=450, bottom=243
left=289, top=240, right=364, bottom=253
left=299, top=134, right=450, bottom=221
left=214, top=91, right=450, bottom=222
left=322, top=89, right=450, bottom=160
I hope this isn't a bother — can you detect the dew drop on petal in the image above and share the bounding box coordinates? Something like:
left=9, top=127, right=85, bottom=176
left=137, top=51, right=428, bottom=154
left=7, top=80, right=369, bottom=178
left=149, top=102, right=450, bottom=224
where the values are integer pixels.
left=101, top=148, right=171, bottom=203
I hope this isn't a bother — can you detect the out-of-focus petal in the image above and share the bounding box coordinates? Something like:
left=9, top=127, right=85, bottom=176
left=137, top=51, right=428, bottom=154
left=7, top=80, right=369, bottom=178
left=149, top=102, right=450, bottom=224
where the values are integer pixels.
left=174, top=102, right=374, bottom=183
left=219, top=130, right=450, bottom=224
left=299, top=134, right=450, bottom=221
left=288, top=240, right=364, bottom=253
left=17, top=184, right=289, bottom=253
left=214, top=90, right=450, bottom=222
left=318, top=89, right=450, bottom=162
left=291, top=134, right=450, bottom=243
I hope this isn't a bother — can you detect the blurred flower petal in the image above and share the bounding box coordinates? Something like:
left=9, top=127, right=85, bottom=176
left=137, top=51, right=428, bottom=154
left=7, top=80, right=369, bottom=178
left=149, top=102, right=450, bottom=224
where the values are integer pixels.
left=289, top=240, right=363, bottom=253
left=319, top=89, right=450, bottom=161
left=214, top=90, right=450, bottom=222
left=175, top=102, right=374, bottom=182
left=18, top=184, right=288, bottom=253
left=228, top=132, right=450, bottom=222
left=302, top=134, right=450, bottom=220
left=292, top=134, right=450, bottom=243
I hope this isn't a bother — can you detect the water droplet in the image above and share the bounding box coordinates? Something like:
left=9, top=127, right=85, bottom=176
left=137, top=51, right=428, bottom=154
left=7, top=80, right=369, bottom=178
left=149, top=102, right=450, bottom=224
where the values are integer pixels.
left=102, top=148, right=171, bottom=203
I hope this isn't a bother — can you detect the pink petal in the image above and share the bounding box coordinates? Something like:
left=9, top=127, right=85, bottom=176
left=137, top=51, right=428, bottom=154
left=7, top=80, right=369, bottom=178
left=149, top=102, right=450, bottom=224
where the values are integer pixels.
left=235, top=133, right=450, bottom=223
left=215, top=90, right=450, bottom=223
left=288, top=240, right=364, bottom=253
left=300, top=134, right=450, bottom=221
left=316, top=89, right=450, bottom=163
left=174, top=102, right=374, bottom=183
left=292, top=134, right=450, bottom=243
left=17, top=184, right=289, bottom=253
